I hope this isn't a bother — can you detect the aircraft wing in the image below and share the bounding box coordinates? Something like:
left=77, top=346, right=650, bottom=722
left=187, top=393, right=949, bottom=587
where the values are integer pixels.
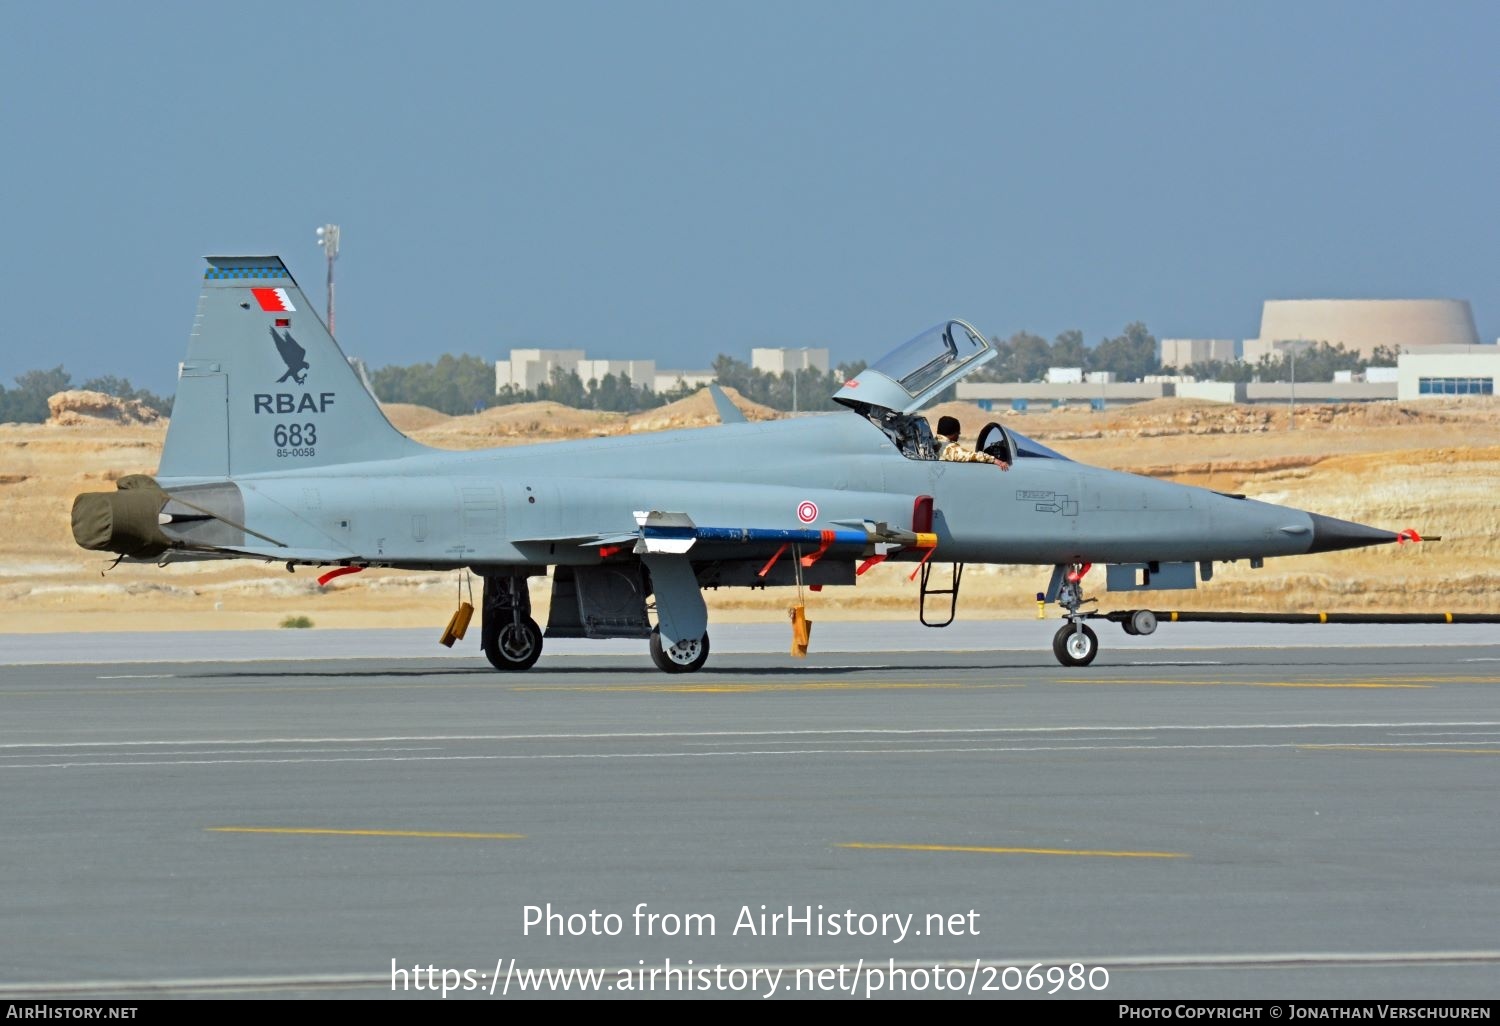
left=627, top=511, right=934, bottom=556
left=515, top=511, right=936, bottom=558
left=510, top=532, right=640, bottom=547
left=158, top=543, right=368, bottom=564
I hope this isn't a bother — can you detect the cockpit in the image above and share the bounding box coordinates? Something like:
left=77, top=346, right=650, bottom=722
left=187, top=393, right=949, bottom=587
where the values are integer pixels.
left=831, top=319, right=1071, bottom=463
left=866, top=320, right=991, bottom=399
left=976, top=421, right=1071, bottom=462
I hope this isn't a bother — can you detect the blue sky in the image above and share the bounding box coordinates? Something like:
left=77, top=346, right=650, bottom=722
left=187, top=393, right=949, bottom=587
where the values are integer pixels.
left=3, top=1, right=1496, bottom=393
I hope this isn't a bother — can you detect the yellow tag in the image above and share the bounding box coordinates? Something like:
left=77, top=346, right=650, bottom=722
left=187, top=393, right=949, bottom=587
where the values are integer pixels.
left=452, top=601, right=474, bottom=640
left=440, top=601, right=475, bottom=648
left=789, top=604, right=812, bottom=658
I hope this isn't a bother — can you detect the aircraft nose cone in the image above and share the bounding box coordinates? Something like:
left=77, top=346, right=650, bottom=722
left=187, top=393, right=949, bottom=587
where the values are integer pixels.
left=1306, top=512, right=1399, bottom=553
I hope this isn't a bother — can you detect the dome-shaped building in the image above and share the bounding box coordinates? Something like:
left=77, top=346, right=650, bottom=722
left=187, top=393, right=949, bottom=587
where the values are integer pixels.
left=1243, top=299, right=1478, bottom=361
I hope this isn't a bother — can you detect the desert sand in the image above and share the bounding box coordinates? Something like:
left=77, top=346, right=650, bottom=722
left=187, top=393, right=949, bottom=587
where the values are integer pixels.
left=4, top=389, right=1496, bottom=635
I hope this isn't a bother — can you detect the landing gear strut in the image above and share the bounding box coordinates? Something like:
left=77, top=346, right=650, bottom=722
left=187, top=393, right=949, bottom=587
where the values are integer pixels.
left=642, top=554, right=711, bottom=674
left=481, top=574, right=543, bottom=672
left=1052, top=562, right=1099, bottom=667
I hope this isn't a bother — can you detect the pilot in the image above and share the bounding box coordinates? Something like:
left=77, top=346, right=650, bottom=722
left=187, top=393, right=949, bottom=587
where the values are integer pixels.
left=935, top=415, right=1009, bottom=470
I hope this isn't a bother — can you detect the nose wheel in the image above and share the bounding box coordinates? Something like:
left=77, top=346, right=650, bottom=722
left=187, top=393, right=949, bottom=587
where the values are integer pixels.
left=1052, top=623, right=1099, bottom=667
left=1051, top=561, right=1101, bottom=667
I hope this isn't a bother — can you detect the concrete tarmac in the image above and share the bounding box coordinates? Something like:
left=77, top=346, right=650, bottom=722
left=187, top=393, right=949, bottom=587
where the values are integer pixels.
left=1, top=625, right=1498, bottom=1001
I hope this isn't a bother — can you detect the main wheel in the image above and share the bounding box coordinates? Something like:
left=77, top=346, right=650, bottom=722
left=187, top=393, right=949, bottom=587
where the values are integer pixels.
left=1052, top=623, right=1099, bottom=667
left=649, top=627, right=710, bottom=674
left=484, top=616, right=543, bottom=671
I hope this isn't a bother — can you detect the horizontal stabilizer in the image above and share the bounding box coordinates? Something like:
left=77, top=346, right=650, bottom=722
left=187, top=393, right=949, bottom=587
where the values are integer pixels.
left=707, top=384, right=747, bottom=425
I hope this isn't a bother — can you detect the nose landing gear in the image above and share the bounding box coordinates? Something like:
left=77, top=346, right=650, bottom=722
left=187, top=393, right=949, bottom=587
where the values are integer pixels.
left=1052, top=562, right=1099, bottom=667
left=1053, top=622, right=1098, bottom=667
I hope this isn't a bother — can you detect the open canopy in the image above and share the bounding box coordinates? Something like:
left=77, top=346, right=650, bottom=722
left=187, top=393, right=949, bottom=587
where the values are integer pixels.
left=832, top=319, right=996, bottom=414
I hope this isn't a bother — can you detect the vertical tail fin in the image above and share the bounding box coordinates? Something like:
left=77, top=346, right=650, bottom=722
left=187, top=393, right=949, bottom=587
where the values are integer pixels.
left=158, top=256, right=424, bottom=480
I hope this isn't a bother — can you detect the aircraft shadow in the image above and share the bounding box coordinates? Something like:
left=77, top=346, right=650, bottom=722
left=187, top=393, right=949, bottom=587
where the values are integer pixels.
left=178, top=661, right=1011, bottom=681
left=170, top=653, right=1482, bottom=682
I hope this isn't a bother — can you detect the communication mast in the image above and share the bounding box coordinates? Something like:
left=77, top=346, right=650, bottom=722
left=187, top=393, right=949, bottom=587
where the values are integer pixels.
left=315, top=224, right=340, bottom=335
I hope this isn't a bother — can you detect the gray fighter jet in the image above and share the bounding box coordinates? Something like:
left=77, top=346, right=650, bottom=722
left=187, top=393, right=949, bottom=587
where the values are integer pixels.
left=72, top=256, right=1406, bottom=672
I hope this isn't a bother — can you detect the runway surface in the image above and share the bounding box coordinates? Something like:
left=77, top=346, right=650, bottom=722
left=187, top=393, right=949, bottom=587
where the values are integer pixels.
left=1, top=623, right=1498, bottom=1001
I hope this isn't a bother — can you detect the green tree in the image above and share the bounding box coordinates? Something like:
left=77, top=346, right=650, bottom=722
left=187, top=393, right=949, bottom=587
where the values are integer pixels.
left=584, top=372, right=658, bottom=412
left=1007, top=332, right=1052, bottom=382
left=535, top=366, right=587, bottom=408
left=1181, top=359, right=1255, bottom=383
left=692, top=356, right=867, bottom=412
left=654, top=378, right=700, bottom=404
left=82, top=375, right=173, bottom=416
left=710, top=354, right=748, bottom=390
left=0, top=366, right=72, bottom=423
left=1250, top=342, right=1364, bottom=383
left=370, top=354, right=498, bottom=414
left=835, top=359, right=867, bottom=381
left=1091, top=322, right=1159, bottom=380
left=494, top=384, right=529, bottom=406
left=1050, top=329, right=1087, bottom=369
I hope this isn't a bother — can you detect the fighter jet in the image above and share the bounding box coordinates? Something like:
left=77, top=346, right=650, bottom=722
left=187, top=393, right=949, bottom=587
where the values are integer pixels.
left=72, top=256, right=1407, bottom=673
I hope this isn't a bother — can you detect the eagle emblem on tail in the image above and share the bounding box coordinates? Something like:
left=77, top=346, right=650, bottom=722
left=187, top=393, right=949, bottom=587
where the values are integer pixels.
left=272, top=328, right=310, bottom=385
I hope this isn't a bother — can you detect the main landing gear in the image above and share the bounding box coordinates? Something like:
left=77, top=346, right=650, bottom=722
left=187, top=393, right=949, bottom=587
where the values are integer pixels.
left=486, top=616, right=543, bottom=671
left=477, top=563, right=714, bottom=674
left=649, top=627, right=710, bottom=674
left=481, top=574, right=544, bottom=672
left=643, top=554, right=711, bottom=674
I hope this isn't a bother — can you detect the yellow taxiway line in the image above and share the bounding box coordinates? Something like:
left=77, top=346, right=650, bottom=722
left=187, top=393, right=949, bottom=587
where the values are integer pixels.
left=1057, top=679, right=1431, bottom=689
left=1298, top=745, right=1500, bottom=756
left=511, top=681, right=1015, bottom=695
left=837, top=841, right=1186, bottom=859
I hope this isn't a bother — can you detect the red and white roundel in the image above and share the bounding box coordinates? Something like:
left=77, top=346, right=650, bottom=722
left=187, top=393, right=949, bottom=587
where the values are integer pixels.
left=797, top=500, right=819, bottom=524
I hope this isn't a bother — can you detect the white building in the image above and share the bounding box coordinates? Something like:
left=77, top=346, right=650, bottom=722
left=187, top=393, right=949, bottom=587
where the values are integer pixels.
left=751, top=347, right=829, bottom=375
left=576, top=359, right=656, bottom=389
left=1045, top=367, right=1083, bottom=384
left=1244, top=299, right=1478, bottom=360
left=497, top=348, right=721, bottom=395
left=1395, top=345, right=1499, bottom=401
left=1242, top=338, right=1315, bottom=363
left=1160, top=338, right=1237, bottom=368
left=495, top=348, right=586, bottom=393
left=654, top=369, right=716, bottom=392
